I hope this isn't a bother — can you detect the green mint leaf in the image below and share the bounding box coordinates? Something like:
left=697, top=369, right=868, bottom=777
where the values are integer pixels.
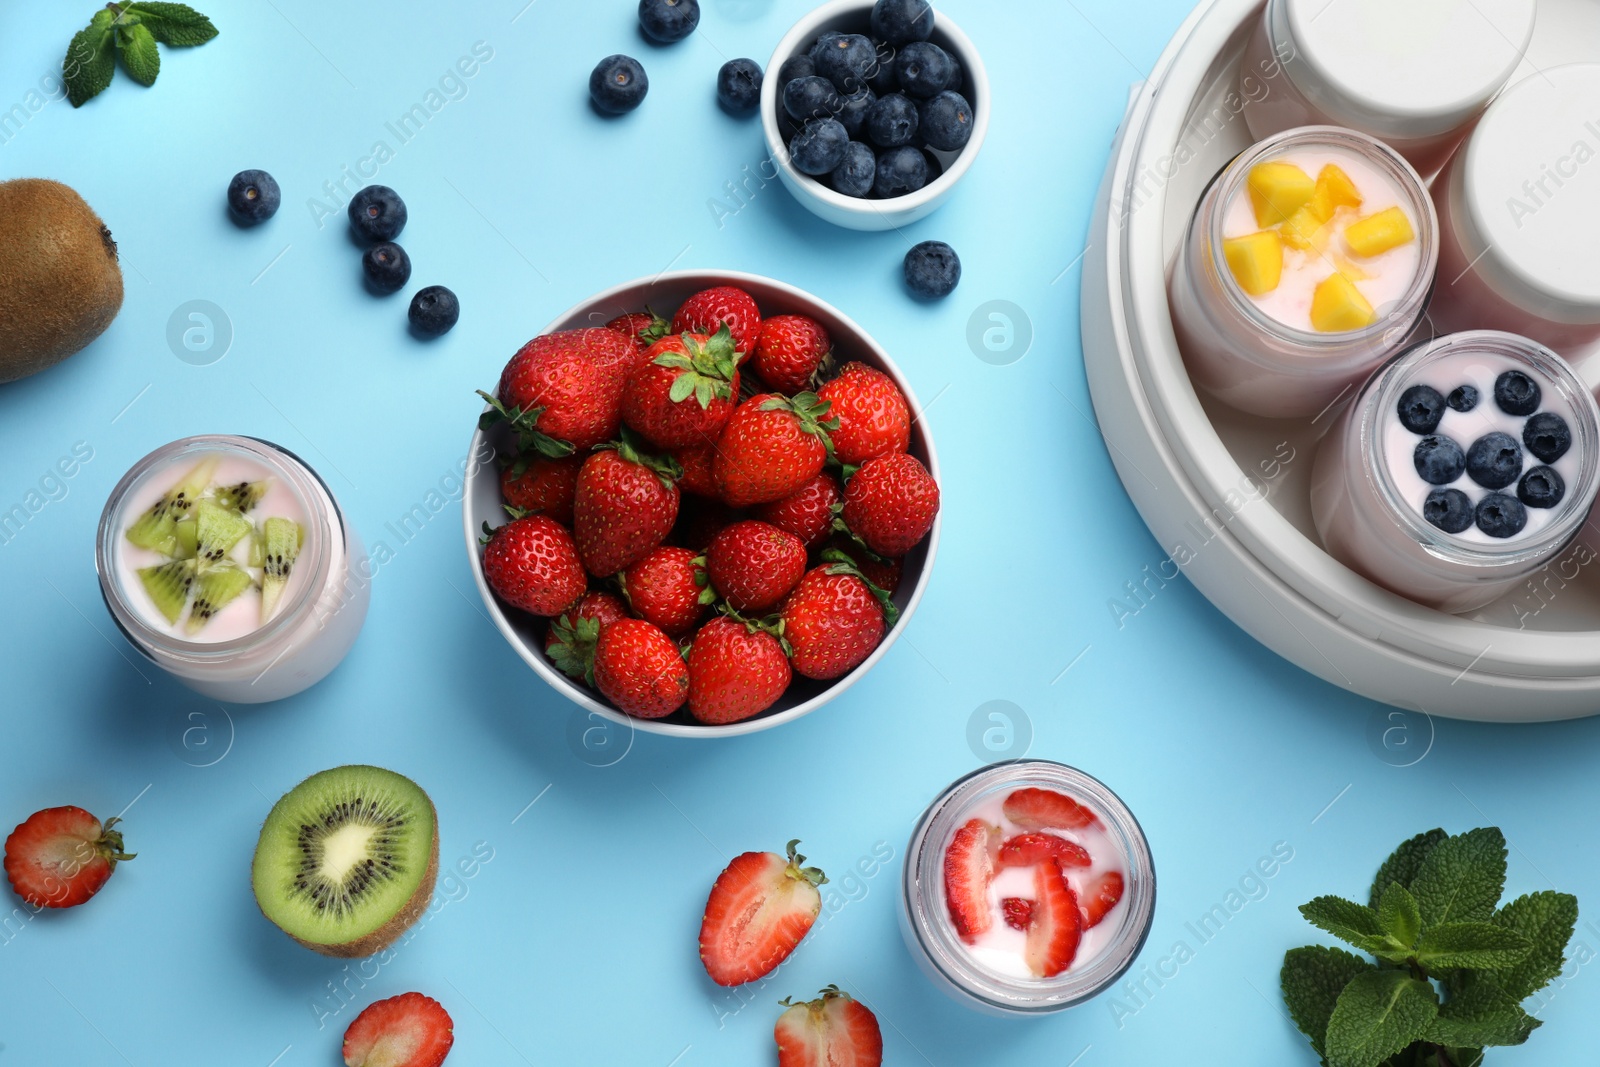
left=1300, top=896, right=1407, bottom=958
left=1281, top=946, right=1374, bottom=1059
left=63, top=20, right=115, bottom=107
left=1369, top=828, right=1447, bottom=909
left=1425, top=980, right=1539, bottom=1048
left=119, top=23, right=161, bottom=87
left=1408, top=828, right=1507, bottom=929
left=128, top=2, right=219, bottom=46
left=1376, top=882, right=1422, bottom=951
left=1414, top=921, right=1532, bottom=970
left=1487, top=890, right=1578, bottom=1000
left=1324, top=970, right=1439, bottom=1067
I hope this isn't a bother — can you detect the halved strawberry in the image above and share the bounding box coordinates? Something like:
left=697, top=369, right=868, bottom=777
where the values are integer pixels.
left=1001, top=897, right=1034, bottom=931
left=3, top=807, right=134, bottom=909
left=342, top=991, right=454, bottom=1067
left=1025, top=861, right=1083, bottom=978
left=700, top=840, right=827, bottom=986
left=997, top=833, right=1092, bottom=870
left=942, top=818, right=999, bottom=944
left=1082, top=871, right=1125, bottom=928
left=1002, top=788, right=1102, bottom=832
left=774, top=986, right=883, bottom=1067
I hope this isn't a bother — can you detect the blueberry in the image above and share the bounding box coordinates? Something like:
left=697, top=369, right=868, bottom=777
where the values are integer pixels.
left=904, top=240, right=961, bottom=299
left=783, top=76, right=843, bottom=123
left=227, top=169, right=280, bottom=226
left=1412, top=434, right=1465, bottom=485
left=866, top=39, right=899, bottom=94
left=1494, top=369, right=1541, bottom=416
left=778, top=55, right=815, bottom=85
left=808, top=32, right=844, bottom=64
left=362, top=242, right=411, bottom=294
left=945, top=61, right=964, bottom=95
left=815, top=33, right=878, bottom=93
left=347, top=185, right=406, bottom=242
left=837, top=87, right=876, bottom=137
left=638, top=0, right=699, bottom=43
left=831, top=141, right=876, bottom=198
left=865, top=92, right=920, bottom=147
left=1422, top=488, right=1473, bottom=533
left=871, top=0, right=935, bottom=46
left=590, top=55, right=649, bottom=114
left=918, top=89, right=973, bottom=152
left=1447, top=384, right=1478, bottom=412
left=873, top=144, right=930, bottom=197
left=921, top=147, right=945, bottom=182
left=1395, top=384, right=1445, bottom=434
left=408, top=285, right=459, bottom=336
left=1518, top=465, right=1566, bottom=509
left=789, top=119, right=850, bottom=175
left=1465, top=431, right=1523, bottom=490
left=895, top=41, right=955, bottom=98
left=1522, top=411, right=1571, bottom=464
left=716, top=58, right=763, bottom=113
left=1476, top=493, right=1527, bottom=538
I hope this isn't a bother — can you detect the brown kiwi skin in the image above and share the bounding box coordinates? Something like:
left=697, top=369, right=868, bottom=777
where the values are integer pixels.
left=0, top=178, right=124, bottom=384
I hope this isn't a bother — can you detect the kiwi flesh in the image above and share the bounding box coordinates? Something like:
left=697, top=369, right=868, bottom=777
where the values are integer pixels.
left=251, top=765, right=438, bottom=958
left=186, top=563, right=252, bottom=634
left=192, top=500, right=252, bottom=565
left=260, top=517, right=304, bottom=622
left=125, top=458, right=219, bottom=554
left=138, top=560, right=196, bottom=624
left=215, top=479, right=269, bottom=513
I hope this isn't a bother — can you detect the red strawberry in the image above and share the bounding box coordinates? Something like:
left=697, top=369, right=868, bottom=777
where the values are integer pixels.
left=500, top=454, right=582, bottom=525
left=341, top=992, right=454, bottom=1067
left=3, top=807, right=133, bottom=909
left=1002, top=788, right=1102, bottom=832
left=623, top=328, right=742, bottom=450
left=755, top=474, right=841, bottom=550
left=480, top=328, right=637, bottom=455
left=544, top=591, right=629, bottom=681
left=672, top=444, right=719, bottom=498
left=606, top=309, right=670, bottom=348
left=705, top=520, right=807, bottom=613
left=752, top=314, right=831, bottom=394
left=714, top=393, right=837, bottom=507
left=779, top=562, right=892, bottom=680
left=687, top=616, right=792, bottom=724
left=592, top=618, right=690, bottom=719
left=1026, top=861, right=1084, bottom=977
left=839, top=452, right=939, bottom=557
left=997, top=833, right=1092, bottom=870
left=774, top=987, right=883, bottom=1067
left=817, top=362, right=910, bottom=465
left=481, top=515, right=587, bottom=617
left=1002, top=897, right=1034, bottom=931
left=699, top=840, right=826, bottom=986
left=1082, top=871, right=1125, bottom=928
left=621, top=546, right=710, bottom=637
left=573, top=436, right=681, bottom=577
left=821, top=537, right=903, bottom=595
left=671, top=498, right=745, bottom=553
left=943, top=818, right=999, bottom=944
left=672, top=285, right=762, bottom=356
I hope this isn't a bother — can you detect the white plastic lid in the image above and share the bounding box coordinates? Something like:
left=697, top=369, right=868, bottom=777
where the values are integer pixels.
left=1282, top=0, right=1535, bottom=140
left=1457, top=64, right=1600, bottom=324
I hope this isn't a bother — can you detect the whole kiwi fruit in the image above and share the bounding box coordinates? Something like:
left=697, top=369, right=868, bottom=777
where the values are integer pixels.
left=0, top=178, right=124, bottom=383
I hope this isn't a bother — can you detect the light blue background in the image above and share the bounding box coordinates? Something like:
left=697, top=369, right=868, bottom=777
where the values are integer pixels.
left=2, top=1, right=1597, bottom=1064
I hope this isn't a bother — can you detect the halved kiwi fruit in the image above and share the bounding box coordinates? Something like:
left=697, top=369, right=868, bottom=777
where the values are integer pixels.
left=251, top=765, right=438, bottom=958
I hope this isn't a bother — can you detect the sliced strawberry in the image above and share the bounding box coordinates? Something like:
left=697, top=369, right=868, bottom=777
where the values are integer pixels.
left=1025, top=861, right=1083, bottom=978
left=342, top=991, right=454, bottom=1067
left=1002, top=788, right=1102, bottom=832
left=942, top=818, right=999, bottom=944
left=1082, top=871, right=1125, bottom=928
left=774, top=986, right=883, bottom=1067
left=997, top=833, right=1091, bottom=870
left=1001, top=897, right=1034, bottom=931
left=3, top=807, right=133, bottom=909
left=700, top=840, right=827, bottom=986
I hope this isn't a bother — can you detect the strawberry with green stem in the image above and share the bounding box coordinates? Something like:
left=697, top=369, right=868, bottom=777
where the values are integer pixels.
left=480, top=515, right=587, bottom=618
left=700, top=840, right=827, bottom=985
left=573, top=432, right=682, bottom=577
left=672, top=285, right=762, bottom=357
left=778, top=551, right=897, bottom=680
left=714, top=392, right=838, bottom=508
left=4, top=806, right=135, bottom=909
left=623, top=327, right=742, bottom=451
left=619, top=546, right=710, bottom=637
left=479, top=328, right=638, bottom=457
left=686, top=615, right=792, bottom=724
left=592, top=617, right=690, bottom=719
left=545, top=591, right=629, bottom=683
left=774, top=986, right=883, bottom=1067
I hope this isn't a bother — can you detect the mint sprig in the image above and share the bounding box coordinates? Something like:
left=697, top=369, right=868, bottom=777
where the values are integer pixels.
left=63, top=2, right=217, bottom=107
left=1281, top=827, right=1577, bottom=1067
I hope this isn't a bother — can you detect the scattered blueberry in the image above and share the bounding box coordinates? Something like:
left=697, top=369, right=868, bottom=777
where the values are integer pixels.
left=716, top=58, right=763, bottom=113
left=1522, top=411, right=1572, bottom=464
left=815, top=33, right=878, bottom=93
left=408, top=285, right=459, bottom=336
left=1396, top=384, right=1445, bottom=435
left=1422, top=488, right=1473, bottom=533
left=871, top=0, right=935, bottom=46
left=1447, top=384, right=1478, bottom=412
left=1465, top=431, right=1523, bottom=490
left=1475, top=493, right=1527, bottom=538
left=778, top=54, right=816, bottom=85
left=837, top=87, right=876, bottom=137
left=227, top=170, right=280, bottom=226
left=783, top=75, right=844, bottom=123
left=789, top=118, right=851, bottom=175
left=590, top=55, right=649, bottom=114
left=904, top=240, right=961, bottom=299
left=866, top=39, right=899, bottom=94
left=919, top=90, right=973, bottom=152
left=362, top=242, right=411, bottom=293
left=638, top=0, right=699, bottom=43
left=1518, top=465, right=1566, bottom=509
left=831, top=141, right=877, bottom=198
left=873, top=144, right=930, bottom=197
left=347, top=185, right=406, bottom=242
left=1413, top=434, right=1465, bottom=485
left=895, top=41, right=955, bottom=98
left=1494, top=369, right=1541, bottom=416
left=865, top=92, right=920, bottom=147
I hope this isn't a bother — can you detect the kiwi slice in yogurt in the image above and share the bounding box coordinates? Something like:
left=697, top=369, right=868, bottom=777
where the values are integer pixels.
left=186, top=562, right=252, bottom=635
left=137, top=560, right=196, bottom=624
left=125, top=457, right=218, bottom=554
left=259, top=516, right=304, bottom=622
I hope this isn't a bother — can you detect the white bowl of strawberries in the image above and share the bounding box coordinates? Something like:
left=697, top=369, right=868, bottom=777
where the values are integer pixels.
left=463, top=271, right=941, bottom=736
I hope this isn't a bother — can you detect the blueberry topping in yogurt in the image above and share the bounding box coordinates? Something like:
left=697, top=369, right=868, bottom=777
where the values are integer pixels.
left=1397, top=385, right=1446, bottom=434
left=1423, top=488, right=1474, bottom=533
left=1413, top=434, right=1466, bottom=485
left=1518, top=466, right=1566, bottom=509
left=1522, top=412, right=1571, bottom=465
left=1494, top=370, right=1541, bottom=416
left=1446, top=384, right=1479, bottom=412
left=1465, top=431, right=1523, bottom=490
left=1475, top=492, right=1528, bottom=538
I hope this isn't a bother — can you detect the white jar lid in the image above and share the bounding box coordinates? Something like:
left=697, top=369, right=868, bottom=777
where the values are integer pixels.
left=1457, top=64, right=1600, bottom=324
left=1281, top=0, right=1535, bottom=140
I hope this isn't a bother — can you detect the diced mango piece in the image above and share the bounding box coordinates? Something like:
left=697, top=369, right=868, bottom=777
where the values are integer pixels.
left=1279, top=206, right=1333, bottom=252
left=1331, top=253, right=1370, bottom=282
left=1247, top=161, right=1316, bottom=227
left=1312, top=164, right=1363, bottom=218
left=1224, top=231, right=1284, bottom=296
left=1310, top=272, right=1378, bottom=332
left=1344, top=206, right=1415, bottom=258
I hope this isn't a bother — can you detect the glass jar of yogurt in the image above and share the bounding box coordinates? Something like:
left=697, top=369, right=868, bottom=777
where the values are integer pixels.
left=96, top=435, right=370, bottom=702
left=899, top=760, right=1155, bottom=1016
left=1239, top=0, right=1535, bottom=176
left=1170, top=126, right=1437, bottom=420
left=1311, top=332, right=1600, bottom=614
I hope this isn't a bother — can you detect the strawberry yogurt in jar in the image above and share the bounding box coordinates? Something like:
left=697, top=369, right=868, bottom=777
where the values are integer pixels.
left=1170, top=127, right=1437, bottom=420
left=899, top=760, right=1154, bottom=1016
left=96, top=435, right=370, bottom=702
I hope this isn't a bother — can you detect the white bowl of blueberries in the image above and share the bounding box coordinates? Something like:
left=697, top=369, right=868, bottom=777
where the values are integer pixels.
left=761, top=0, right=988, bottom=231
